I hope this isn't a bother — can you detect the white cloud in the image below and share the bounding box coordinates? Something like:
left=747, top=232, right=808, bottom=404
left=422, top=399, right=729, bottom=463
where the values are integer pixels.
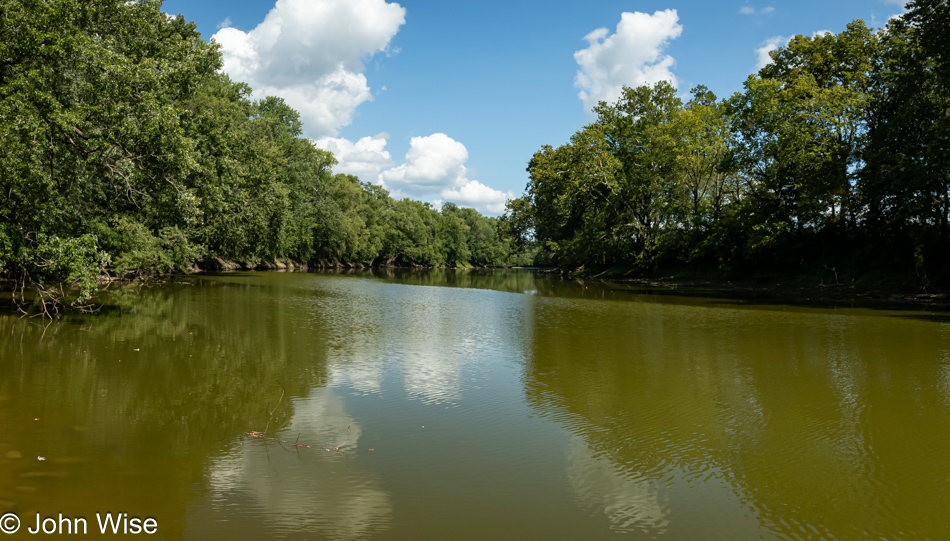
left=755, top=35, right=789, bottom=71
left=378, top=134, right=515, bottom=215
left=211, top=0, right=406, bottom=138
left=314, top=133, right=393, bottom=180
left=740, top=6, right=775, bottom=15
left=440, top=180, right=514, bottom=214
left=217, top=17, right=232, bottom=29
left=380, top=133, right=468, bottom=192
left=574, top=9, right=683, bottom=113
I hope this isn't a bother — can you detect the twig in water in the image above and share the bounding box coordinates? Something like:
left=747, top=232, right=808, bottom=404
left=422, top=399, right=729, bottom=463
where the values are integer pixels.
left=244, top=391, right=311, bottom=450
left=262, top=390, right=285, bottom=435
left=293, top=433, right=310, bottom=449
left=332, top=426, right=351, bottom=451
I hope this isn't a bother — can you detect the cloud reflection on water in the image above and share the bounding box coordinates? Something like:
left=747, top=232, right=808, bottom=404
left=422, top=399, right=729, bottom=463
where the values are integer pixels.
left=191, top=389, right=391, bottom=541
left=318, top=280, right=518, bottom=406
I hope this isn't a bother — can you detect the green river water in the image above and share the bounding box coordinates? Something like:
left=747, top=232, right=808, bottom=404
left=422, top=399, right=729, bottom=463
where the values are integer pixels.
left=1, top=269, right=949, bottom=540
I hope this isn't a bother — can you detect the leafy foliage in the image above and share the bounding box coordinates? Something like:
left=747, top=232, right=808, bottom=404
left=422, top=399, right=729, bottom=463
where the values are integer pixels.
left=0, top=0, right=526, bottom=315
left=509, top=7, right=950, bottom=286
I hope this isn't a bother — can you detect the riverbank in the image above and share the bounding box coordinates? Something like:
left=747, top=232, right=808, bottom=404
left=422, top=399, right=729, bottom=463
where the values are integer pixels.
left=526, top=265, right=947, bottom=309
left=589, top=276, right=950, bottom=311
left=5, top=264, right=948, bottom=315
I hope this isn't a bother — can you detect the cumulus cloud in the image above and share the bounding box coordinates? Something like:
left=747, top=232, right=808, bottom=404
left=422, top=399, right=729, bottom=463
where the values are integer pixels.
left=378, top=134, right=515, bottom=215
left=574, top=9, right=683, bottom=113
left=211, top=0, right=406, bottom=137
left=380, top=133, right=469, bottom=193
left=440, top=180, right=514, bottom=214
left=314, top=134, right=393, bottom=180
left=755, top=35, right=789, bottom=70
left=379, top=133, right=468, bottom=194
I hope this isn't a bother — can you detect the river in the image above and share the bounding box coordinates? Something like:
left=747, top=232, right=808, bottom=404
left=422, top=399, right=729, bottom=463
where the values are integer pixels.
left=1, top=269, right=948, bottom=539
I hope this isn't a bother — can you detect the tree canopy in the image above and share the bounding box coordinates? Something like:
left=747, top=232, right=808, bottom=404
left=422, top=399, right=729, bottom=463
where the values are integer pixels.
left=0, top=0, right=527, bottom=314
left=507, top=4, right=950, bottom=286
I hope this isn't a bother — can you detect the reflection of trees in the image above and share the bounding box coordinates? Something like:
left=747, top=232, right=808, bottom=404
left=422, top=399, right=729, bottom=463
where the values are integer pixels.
left=0, top=273, right=331, bottom=538
left=317, top=266, right=738, bottom=304
left=0, top=270, right=533, bottom=538
left=524, top=297, right=950, bottom=539
left=345, top=267, right=544, bottom=295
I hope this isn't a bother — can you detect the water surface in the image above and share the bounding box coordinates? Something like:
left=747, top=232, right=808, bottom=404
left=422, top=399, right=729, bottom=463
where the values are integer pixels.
left=1, top=270, right=949, bottom=539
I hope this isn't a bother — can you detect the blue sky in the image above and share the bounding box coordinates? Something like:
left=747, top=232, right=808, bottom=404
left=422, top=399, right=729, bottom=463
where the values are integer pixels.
left=160, top=0, right=908, bottom=214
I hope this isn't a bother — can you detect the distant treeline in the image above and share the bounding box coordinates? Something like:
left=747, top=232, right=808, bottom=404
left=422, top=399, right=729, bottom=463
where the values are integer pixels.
left=0, top=0, right=527, bottom=311
left=502, top=1, right=950, bottom=286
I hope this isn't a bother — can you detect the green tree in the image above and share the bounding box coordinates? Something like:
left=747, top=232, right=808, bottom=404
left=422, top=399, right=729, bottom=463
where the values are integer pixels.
left=729, top=21, right=878, bottom=266
left=668, top=86, right=742, bottom=266
left=862, top=1, right=950, bottom=280
left=523, top=124, right=623, bottom=268
left=0, top=0, right=218, bottom=308
left=675, top=86, right=737, bottom=228
left=594, top=81, right=686, bottom=268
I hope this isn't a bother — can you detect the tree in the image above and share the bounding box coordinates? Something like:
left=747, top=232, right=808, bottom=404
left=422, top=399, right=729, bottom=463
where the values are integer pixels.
left=0, top=0, right=532, bottom=314
left=729, top=21, right=878, bottom=268
left=523, top=124, right=623, bottom=268
left=594, top=81, right=685, bottom=268
left=761, top=21, right=878, bottom=231
left=862, top=2, right=950, bottom=279
left=0, top=0, right=219, bottom=309
left=675, top=86, right=736, bottom=227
